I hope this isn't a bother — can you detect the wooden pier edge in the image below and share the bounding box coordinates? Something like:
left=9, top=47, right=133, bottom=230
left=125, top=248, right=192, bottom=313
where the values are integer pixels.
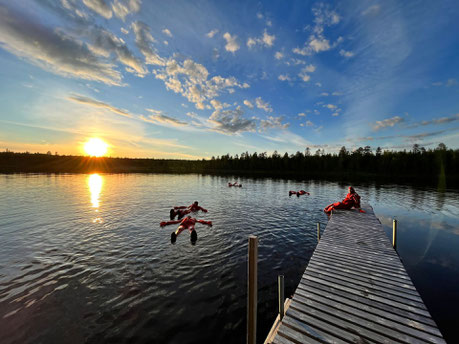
left=264, top=204, right=446, bottom=344
left=264, top=298, right=292, bottom=344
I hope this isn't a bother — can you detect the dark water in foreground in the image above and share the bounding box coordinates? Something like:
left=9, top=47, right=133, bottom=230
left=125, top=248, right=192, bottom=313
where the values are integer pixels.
left=0, top=174, right=458, bottom=343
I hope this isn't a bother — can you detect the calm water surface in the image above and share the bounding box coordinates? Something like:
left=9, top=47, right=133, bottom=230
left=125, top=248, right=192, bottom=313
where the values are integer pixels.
left=0, top=174, right=458, bottom=343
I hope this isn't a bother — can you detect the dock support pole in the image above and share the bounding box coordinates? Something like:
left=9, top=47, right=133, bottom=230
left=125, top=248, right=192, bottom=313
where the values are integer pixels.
left=317, top=223, right=321, bottom=242
left=278, top=275, right=285, bottom=320
left=247, top=235, right=258, bottom=344
left=393, top=219, right=397, bottom=250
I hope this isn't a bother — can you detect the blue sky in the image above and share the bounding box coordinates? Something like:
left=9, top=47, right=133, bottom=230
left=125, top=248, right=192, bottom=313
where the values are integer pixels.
left=0, top=0, right=458, bottom=159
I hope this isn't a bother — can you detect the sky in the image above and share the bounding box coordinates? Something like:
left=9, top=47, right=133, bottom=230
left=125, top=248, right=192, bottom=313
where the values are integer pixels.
left=0, top=0, right=458, bottom=159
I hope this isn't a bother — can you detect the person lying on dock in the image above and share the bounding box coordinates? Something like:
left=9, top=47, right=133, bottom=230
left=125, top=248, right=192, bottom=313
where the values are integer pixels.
left=323, top=187, right=365, bottom=214
left=289, top=190, right=310, bottom=197
left=170, top=201, right=208, bottom=219
left=228, top=182, right=242, bottom=187
left=160, top=216, right=213, bottom=243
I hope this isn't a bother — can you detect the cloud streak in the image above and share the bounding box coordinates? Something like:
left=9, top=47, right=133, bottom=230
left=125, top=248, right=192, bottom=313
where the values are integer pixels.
left=0, top=5, right=122, bottom=85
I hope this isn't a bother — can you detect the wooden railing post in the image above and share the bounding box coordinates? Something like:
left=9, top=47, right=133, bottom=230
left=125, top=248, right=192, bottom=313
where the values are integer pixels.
left=278, top=275, right=285, bottom=320
left=392, top=219, right=397, bottom=250
left=247, top=235, right=258, bottom=344
left=317, top=222, right=321, bottom=242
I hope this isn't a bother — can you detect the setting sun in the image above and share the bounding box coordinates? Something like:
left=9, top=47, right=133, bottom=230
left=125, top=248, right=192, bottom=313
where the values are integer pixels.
left=84, top=138, right=108, bottom=157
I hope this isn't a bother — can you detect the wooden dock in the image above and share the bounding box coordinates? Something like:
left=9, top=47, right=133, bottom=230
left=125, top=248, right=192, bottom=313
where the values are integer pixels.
left=265, top=205, right=445, bottom=344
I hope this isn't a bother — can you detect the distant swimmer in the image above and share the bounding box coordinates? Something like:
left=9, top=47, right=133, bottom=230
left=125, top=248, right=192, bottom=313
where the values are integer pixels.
left=170, top=201, right=208, bottom=219
left=160, top=216, right=213, bottom=243
left=228, top=182, right=242, bottom=187
left=324, top=186, right=365, bottom=214
left=289, top=190, right=310, bottom=197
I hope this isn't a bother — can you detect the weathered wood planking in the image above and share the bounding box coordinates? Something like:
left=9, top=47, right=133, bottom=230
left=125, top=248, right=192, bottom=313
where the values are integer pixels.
left=267, top=205, right=445, bottom=344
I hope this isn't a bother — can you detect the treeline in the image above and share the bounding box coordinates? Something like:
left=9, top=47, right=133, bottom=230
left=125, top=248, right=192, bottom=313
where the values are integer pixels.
left=1, top=143, right=458, bottom=185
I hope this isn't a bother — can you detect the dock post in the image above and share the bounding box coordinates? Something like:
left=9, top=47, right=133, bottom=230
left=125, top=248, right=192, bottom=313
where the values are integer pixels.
left=317, top=222, right=321, bottom=242
left=393, top=219, right=397, bottom=250
left=278, top=275, right=285, bottom=320
left=247, top=235, right=258, bottom=344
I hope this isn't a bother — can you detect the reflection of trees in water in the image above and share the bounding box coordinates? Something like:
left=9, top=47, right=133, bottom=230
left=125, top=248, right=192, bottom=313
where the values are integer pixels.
left=435, top=189, right=446, bottom=211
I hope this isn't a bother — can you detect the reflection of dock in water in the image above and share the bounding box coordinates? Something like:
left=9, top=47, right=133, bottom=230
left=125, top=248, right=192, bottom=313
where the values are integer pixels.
left=264, top=205, right=445, bottom=344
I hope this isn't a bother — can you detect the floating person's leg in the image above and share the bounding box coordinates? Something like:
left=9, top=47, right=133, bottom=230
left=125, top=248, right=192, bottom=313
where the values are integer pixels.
left=170, top=209, right=176, bottom=220
left=190, top=229, right=197, bottom=242
left=171, top=225, right=186, bottom=243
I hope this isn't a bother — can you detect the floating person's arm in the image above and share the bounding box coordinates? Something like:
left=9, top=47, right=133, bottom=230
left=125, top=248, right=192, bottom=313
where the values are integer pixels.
left=160, top=220, right=182, bottom=227
left=197, top=206, right=208, bottom=212
left=174, top=206, right=187, bottom=209
left=197, top=220, right=212, bottom=226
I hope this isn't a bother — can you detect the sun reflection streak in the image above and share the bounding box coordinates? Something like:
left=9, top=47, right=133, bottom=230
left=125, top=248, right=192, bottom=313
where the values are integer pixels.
left=88, top=173, right=103, bottom=208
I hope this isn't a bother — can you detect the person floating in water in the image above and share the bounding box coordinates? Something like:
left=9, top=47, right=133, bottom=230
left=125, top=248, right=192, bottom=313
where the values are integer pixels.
left=170, top=201, right=208, bottom=219
left=324, top=187, right=365, bottom=214
left=289, top=190, right=310, bottom=197
left=228, top=182, right=242, bottom=187
left=160, top=216, right=213, bottom=243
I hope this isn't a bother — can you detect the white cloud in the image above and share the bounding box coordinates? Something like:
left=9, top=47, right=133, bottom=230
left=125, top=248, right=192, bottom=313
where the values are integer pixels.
left=206, top=29, right=218, bottom=38
left=298, top=112, right=307, bottom=117
left=132, top=21, right=165, bottom=65
left=315, top=82, right=322, bottom=87
left=340, top=49, right=354, bottom=58
left=162, top=28, right=173, bottom=37
left=68, top=94, right=133, bottom=117
left=243, top=100, right=254, bottom=108
left=257, top=13, right=263, bottom=19
left=247, top=29, right=276, bottom=49
left=154, top=57, right=249, bottom=109
left=255, top=97, right=273, bottom=112
left=332, top=91, right=342, bottom=96
left=293, top=3, right=340, bottom=56
left=298, top=65, right=316, bottom=82
left=275, top=51, right=284, bottom=60
left=332, top=112, right=339, bottom=117
left=0, top=6, right=122, bottom=85
left=209, top=107, right=256, bottom=134
left=141, top=111, right=188, bottom=127
left=304, top=64, right=316, bottom=73
left=83, top=0, right=112, bottom=19
left=323, top=104, right=337, bottom=109
left=259, top=116, right=289, bottom=131
left=112, top=0, right=141, bottom=21
left=306, top=120, right=314, bottom=126
left=372, top=116, right=404, bottom=131
left=262, top=30, right=276, bottom=47
left=320, top=92, right=329, bottom=96
left=121, top=27, right=129, bottom=34
left=247, top=37, right=257, bottom=48
left=223, top=32, right=240, bottom=53
left=278, top=74, right=291, bottom=81
left=87, top=27, right=147, bottom=76
left=362, top=4, right=381, bottom=16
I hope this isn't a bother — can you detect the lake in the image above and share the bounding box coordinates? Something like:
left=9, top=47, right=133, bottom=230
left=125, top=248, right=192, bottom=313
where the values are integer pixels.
left=0, top=174, right=458, bottom=343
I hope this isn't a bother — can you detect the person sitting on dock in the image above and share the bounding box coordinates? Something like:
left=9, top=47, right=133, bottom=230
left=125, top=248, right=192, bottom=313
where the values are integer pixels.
left=289, top=190, right=310, bottom=197
left=160, top=216, right=213, bottom=243
left=324, top=187, right=365, bottom=214
left=228, top=182, right=242, bottom=187
left=170, top=201, right=208, bottom=219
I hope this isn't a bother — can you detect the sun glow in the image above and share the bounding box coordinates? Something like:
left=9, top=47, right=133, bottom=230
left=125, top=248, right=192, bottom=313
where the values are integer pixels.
left=84, top=138, right=108, bottom=157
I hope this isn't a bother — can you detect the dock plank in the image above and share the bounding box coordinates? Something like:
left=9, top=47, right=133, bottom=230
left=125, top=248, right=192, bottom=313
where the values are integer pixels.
left=266, top=205, right=445, bottom=344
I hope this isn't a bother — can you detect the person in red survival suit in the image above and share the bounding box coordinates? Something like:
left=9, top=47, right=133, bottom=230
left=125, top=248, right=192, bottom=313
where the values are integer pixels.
left=160, top=216, right=213, bottom=243
left=228, top=182, right=242, bottom=187
left=323, top=187, right=365, bottom=214
left=170, top=201, right=208, bottom=219
left=289, top=190, right=310, bottom=197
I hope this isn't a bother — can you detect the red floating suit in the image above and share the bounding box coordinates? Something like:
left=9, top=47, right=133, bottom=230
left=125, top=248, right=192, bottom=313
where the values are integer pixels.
left=324, top=187, right=361, bottom=214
